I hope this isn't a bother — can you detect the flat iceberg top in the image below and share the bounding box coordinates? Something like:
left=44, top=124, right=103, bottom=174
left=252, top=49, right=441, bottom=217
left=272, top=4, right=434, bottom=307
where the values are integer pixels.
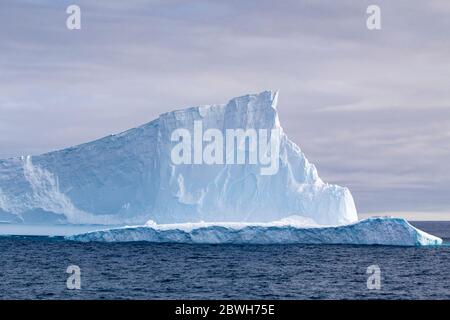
left=67, top=217, right=443, bottom=246
left=142, top=215, right=320, bottom=232
left=0, top=90, right=357, bottom=226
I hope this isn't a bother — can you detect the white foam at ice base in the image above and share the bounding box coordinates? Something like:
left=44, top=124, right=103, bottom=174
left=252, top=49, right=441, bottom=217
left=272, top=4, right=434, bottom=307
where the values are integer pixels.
left=67, top=217, right=443, bottom=246
left=0, top=91, right=357, bottom=226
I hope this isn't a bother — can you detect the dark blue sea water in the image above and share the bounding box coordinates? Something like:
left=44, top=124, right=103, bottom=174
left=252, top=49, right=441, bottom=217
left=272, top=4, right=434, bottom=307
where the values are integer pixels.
left=0, top=221, right=449, bottom=300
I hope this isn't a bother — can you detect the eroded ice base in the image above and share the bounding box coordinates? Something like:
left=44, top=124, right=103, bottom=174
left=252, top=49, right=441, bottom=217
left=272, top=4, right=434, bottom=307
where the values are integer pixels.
left=67, top=217, right=442, bottom=246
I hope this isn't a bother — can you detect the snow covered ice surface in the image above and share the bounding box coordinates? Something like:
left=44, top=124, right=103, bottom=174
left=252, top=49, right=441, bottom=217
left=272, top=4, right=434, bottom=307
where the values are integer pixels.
left=0, top=90, right=443, bottom=245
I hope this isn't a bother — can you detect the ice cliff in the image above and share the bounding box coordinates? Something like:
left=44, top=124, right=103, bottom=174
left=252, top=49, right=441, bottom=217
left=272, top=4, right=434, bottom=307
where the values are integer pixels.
left=0, top=91, right=357, bottom=226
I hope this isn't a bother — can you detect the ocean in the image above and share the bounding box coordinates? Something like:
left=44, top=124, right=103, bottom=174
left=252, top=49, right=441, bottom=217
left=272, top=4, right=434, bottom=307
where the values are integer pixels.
left=0, top=221, right=449, bottom=299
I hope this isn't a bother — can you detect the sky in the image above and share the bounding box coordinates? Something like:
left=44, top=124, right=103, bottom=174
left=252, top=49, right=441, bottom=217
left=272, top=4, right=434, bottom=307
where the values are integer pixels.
left=0, top=0, right=449, bottom=219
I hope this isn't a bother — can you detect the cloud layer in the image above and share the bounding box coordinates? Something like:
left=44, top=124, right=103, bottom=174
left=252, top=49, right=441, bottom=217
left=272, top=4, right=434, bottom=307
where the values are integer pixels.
left=1, top=0, right=449, bottom=217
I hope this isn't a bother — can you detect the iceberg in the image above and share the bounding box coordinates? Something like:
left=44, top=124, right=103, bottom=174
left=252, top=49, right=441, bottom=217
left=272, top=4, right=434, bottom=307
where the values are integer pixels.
left=0, top=90, right=356, bottom=226
left=0, top=90, right=442, bottom=245
left=67, top=217, right=442, bottom=246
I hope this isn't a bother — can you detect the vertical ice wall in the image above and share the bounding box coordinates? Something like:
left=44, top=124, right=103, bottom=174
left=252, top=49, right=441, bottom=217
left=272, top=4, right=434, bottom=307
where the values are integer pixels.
left=0, top=91, right=357, bottom=225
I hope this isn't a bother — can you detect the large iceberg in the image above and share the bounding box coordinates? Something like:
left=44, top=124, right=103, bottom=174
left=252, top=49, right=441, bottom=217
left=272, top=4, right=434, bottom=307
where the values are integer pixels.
left=0, top=90, right=356, bottom=226
left=0, top=90, right=442, bottom=245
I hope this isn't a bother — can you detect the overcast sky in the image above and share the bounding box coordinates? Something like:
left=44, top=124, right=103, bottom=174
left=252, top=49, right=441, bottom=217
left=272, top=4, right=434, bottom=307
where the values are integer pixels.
left=1, top=0, right=449, bottom=219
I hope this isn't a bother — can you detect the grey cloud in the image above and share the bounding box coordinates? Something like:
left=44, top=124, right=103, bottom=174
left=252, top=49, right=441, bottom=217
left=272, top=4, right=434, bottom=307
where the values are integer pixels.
left=0, top=0, right=449, bottom=218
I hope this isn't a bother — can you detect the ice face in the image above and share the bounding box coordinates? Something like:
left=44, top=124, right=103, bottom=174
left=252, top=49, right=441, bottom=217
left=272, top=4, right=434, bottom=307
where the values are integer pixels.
left=0, top=90, right=357, bottom=225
